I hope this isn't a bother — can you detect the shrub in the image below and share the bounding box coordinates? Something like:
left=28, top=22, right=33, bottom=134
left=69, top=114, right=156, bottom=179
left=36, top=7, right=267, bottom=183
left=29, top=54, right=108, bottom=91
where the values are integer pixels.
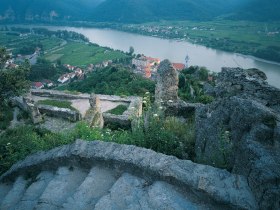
left=0, top=126, right=75, bottom=175
left=0, top=104, right=13, bottom=130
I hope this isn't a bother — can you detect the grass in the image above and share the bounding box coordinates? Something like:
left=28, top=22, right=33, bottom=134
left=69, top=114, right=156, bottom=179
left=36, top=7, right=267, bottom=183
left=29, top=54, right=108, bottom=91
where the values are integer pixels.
left=44, top=42, right=128, bottom=66
left=106, top=104, right=128, bottom=115
left=37, top=99, right=77, bottom=111
left=45, top=53, right=64, bottom=62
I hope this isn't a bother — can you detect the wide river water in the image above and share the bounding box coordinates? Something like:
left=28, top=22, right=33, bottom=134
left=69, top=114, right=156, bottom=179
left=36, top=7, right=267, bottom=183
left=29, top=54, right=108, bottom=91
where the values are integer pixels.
left=42, top=26, right=280, bottom=88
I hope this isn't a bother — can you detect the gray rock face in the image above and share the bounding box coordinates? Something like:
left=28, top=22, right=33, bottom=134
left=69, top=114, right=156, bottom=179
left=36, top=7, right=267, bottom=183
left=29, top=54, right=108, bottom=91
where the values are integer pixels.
left=155, top=59, right=179, bottom=104
left=214, top=67, right=280, bottom=111
left=0, top=140, right=257, bottom=210
left=195, top=68, right=280, bottom=209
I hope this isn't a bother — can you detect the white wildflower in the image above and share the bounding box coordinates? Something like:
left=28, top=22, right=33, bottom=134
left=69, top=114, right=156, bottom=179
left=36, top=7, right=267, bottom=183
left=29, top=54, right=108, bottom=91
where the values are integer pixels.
left=153, top=114, right=158, bottom=117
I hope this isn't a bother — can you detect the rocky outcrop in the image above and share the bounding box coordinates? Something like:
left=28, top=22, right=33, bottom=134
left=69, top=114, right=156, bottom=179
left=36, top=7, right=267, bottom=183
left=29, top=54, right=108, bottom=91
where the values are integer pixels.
left=84, top=94, right=104, bottom=128
left=155, top=59, right=179, bottom=104
left=213, top=67, right=280, bottom=112
left=0, top=140, right=257, bottom=210
left=195, top=68, right=280, bottom=209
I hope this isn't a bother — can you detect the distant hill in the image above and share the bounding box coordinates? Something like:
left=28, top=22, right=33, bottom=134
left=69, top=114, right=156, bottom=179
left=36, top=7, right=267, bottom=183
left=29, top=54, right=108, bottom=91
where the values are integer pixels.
left=0, top=0, right=279, bottom=23
left=229, top=0, right=280, bottom=21
left=0, top=0, right=105, bottom=22
left=90, top=0, right=244, bottom=23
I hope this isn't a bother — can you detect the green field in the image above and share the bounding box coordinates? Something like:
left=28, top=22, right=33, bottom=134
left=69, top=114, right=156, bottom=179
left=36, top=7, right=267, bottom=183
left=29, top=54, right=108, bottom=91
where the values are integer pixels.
left=0, top=29, right=128, bottom=67
left=0, top=31, right=63, bottom=53
left=44, top=42, right=127, bottom=66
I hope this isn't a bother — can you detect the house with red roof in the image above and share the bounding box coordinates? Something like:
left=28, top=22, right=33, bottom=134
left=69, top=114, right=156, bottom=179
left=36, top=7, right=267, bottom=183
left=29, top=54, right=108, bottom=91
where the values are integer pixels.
left=32, top=82, right=44, bottom=89
left=172, top=63, right=186, bottom=71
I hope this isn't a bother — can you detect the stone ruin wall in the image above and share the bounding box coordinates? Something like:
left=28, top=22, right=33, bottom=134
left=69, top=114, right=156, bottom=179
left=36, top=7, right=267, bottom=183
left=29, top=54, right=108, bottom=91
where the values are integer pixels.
left=29, top=90, right=143, bottom=128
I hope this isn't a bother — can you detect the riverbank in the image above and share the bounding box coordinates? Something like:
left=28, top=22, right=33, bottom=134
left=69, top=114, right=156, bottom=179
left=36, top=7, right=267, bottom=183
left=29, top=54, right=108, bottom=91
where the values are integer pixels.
left=105, top=20, right=280, bottom=64
left=11, top=20, right=279, bottom=63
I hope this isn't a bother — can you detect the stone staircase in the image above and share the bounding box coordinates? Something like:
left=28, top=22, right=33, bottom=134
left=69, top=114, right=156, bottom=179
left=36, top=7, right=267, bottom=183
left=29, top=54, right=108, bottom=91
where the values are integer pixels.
left=0, top=140, right=258, bottom=210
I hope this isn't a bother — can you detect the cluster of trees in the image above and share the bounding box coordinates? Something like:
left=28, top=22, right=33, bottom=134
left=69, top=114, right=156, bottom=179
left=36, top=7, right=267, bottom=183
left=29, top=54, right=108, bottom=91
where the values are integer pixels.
left=0, top=47, right=30, bottom=103
left=62, top=65, right=155, bottom=96
left=29, top=58, right=69, bottom=81
left=31, top=28, right=89, bottom=42
left=254, top=46, right=280, bottom=63
left=8, top=27, right=90, bottom=43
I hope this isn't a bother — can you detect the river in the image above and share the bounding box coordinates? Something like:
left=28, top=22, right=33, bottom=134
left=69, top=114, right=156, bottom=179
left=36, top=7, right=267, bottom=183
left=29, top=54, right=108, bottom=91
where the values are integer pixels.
left=41, top=26, right=280, bottom=88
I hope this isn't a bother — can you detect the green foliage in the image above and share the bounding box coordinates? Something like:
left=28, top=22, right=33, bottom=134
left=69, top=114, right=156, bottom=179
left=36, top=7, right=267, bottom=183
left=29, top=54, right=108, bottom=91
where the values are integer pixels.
left=197, top=95, right=214, bottom=104
left=178, top=66, right=214, bottom=104
left=0, top=47, right=10, bottom=68
left=29, top=58, right=68, bottom=81
left=15, top=42, right=43, bottom=55
left=114, top=108, right=195, bottom=159
left=0, top=103, right=13, bottom=130
left=37, top=99, right=77, bottom=111
left=0, top=126, right=75, bottom=175
left=254, top=46, right=280, bottom=63
left=0, top=62, right=30, bottom=102
left=198, top=67, right=209, bottom=81
left=0, top=106, right=196, bottom=174
left=106, top=105, right=128, bottom=115
left=60, top=66, right=155, bottom=97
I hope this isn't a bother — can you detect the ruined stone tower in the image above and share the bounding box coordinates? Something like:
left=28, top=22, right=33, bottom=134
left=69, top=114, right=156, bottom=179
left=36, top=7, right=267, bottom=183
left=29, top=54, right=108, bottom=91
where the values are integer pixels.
left=155, top=59, right=179, bottom=104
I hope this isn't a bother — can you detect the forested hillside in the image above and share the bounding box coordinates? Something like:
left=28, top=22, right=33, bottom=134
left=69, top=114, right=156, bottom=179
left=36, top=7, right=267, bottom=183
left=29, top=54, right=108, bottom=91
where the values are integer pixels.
left=0, top=0, right=279, bottom=23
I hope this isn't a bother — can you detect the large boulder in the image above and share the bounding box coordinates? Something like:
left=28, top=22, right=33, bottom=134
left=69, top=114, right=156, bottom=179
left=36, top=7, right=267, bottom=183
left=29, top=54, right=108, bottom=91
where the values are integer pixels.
left=195, top=68, right=280, bottom=209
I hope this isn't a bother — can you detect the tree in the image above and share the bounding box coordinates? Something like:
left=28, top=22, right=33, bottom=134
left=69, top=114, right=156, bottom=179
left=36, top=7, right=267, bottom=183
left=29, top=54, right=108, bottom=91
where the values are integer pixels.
left=0, top=47, right=30, bottom=104
left=129, top=46, right=134, bottom=55
left=0, top=48, right=10, bottom=68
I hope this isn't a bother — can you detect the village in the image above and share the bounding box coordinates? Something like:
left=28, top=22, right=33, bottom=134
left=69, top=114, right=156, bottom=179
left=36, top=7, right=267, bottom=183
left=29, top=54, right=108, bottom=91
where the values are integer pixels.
left=4, top=47, right=186, bottom=90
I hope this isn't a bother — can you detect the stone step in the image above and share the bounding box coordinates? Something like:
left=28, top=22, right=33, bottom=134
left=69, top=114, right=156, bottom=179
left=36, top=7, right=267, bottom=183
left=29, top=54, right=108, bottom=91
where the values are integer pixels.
left=62, top=166, right=117, bottom=210
left=14, top=171, right=54, bottom=210
left=0, top=183, right=12, bottom=206
left=147, top=181, right=204, bottom=210
left=35, top=166, right=88, bottom=210
left=94, top=173, right=152, bottom=210
left=0, top=176, right=29, bottom=210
